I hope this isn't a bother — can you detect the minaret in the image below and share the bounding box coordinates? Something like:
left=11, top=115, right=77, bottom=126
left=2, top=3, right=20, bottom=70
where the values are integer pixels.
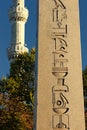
left=8, top=0, right=29, bottom=62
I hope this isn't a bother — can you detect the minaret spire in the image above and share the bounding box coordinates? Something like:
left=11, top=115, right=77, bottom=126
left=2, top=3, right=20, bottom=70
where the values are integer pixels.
left=8, top=0, right=29, bottom=62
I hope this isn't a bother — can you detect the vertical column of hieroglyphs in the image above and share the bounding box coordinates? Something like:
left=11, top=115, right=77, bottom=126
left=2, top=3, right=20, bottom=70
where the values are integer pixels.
left=51, top=0, right=69, bottom=129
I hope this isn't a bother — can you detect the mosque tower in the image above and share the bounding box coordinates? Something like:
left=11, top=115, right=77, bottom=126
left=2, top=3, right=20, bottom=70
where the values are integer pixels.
left=8, top=0, right=29, bottom=62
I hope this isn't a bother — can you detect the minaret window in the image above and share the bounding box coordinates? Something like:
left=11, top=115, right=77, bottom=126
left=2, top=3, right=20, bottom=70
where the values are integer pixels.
left=17, top=46, right=19, bottom=50
left=18, top=7, right=20, bottom=11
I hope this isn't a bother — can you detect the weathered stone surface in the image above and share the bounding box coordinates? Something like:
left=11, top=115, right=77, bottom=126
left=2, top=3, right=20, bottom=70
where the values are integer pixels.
left=34, top=0, right=85, bottom=130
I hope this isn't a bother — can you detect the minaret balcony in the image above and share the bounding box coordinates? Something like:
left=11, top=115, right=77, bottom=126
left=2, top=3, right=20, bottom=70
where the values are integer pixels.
left=7, top=44, right=28, bottom=60
left=7, top=49, right=19, bottom=60
left=8, top=7, right=28, bottom=22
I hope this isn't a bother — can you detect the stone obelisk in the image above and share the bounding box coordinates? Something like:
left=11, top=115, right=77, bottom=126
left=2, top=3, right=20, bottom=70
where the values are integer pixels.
left=34, top=0, right=85, bottom=130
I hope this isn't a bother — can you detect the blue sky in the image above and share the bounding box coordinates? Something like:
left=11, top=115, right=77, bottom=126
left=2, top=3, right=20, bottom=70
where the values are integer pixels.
left=0, top=0, right=37, bottom=78
left=0, top=0, right=87, bottom=78
left=79, top=0, right=87, bottom=70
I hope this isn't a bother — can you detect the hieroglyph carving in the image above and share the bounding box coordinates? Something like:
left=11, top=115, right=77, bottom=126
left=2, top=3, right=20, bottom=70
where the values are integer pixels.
left=52, top=114, right=69, bottom=129
left=51, top=0, right=70, bottom=129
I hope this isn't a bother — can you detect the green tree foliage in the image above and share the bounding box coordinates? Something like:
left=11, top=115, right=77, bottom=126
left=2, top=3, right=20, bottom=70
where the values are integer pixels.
left=83, top=67, right=87, bottom=130
left=0, top=48, right=35, bottom=130
left=9, top=49, right=35, bottom=106
left=83, top=66, right=87, bottom=91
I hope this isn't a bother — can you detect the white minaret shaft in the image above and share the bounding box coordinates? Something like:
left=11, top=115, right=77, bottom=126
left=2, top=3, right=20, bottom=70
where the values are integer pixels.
left=8, top=0, right=29, bottom=62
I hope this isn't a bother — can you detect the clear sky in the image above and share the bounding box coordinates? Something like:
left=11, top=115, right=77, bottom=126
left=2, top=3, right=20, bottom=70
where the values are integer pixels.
left=0, top=0, right=87, bottom=78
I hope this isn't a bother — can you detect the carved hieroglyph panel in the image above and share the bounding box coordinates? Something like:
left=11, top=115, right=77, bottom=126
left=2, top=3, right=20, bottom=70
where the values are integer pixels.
left=51, top=0, right=69, bottom=129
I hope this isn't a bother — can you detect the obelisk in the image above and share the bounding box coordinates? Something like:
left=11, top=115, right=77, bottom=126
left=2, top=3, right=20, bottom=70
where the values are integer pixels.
left=34, top=0, right=85, bottom=130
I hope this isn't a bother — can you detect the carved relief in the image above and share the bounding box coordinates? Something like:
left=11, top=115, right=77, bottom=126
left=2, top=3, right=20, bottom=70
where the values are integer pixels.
left=52, top=24, right=67, bottom=37
left=51, top=0, right=69, bottom=129
left=53, top=0, right=67, bottom=25
left=52, top=0, right=67, bottom=37
left=52, top=59, right=68, bottom=78
left=54, top=0, right=66, bottom=9
left=52, top=37, right=68, bottom=52
left=52, top=114, right=70, bottom=130
left=52, top=92, right=69, bottom=114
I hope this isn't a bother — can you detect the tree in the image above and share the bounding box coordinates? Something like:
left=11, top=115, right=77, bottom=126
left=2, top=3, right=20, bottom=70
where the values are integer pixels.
left=83, top=66, right=87, bottom=130
left=82, top=66, right=87, bottom=108
left=9, top=49, right=35, bottom=106
left=83, top=66, right=87, bottom=92
left=0, top=48, right=35, bottom=130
